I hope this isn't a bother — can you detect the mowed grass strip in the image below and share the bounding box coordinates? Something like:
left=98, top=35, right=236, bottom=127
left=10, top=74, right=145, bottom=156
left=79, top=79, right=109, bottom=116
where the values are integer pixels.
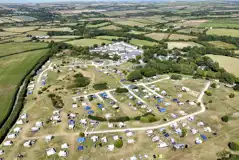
left=0, top=49, right=49, bottom=125
left=206, top=29, right=239, bottom=37
left=145, top=32, right=170, bottom=41
left=67, top=38, right=111, bottom=47
left=208, top=41, right=237, bottom=49
left=0, top=42, right=48, bottom=57
left=206, top=54, right=239, bottom=77
left=168, top=34, right=197, bottom=40
left=130, top=39, right=158, bottom=47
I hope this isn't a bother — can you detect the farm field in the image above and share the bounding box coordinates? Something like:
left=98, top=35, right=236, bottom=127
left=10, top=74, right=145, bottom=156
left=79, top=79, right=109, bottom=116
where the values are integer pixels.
left=177, top=28, right=205, bottom=34
left=208, top=41, right=237, bottom=49
left=167, top=41, right=202, bottom=49
left=199, top=19, right=239, bottom=28
left=3, top=27, right=39, bottom=33
left=145, top=32, right=170, bottom=41
left=86, top=22, right=110, bottom=28
left=114, top=20, right=149, bottom=27
left=25, top=31, right=48, bottom=36
left=0, top=32, right=19, bottom=37
left=129, top=39, right=158, bottom=47
left=39, top=27, right=73, bottom=32
left=67, top=38, right=111, bottom=47
left=0, top=42, right=48, bottom=57
left=96, top=36, right=120, bottom=40
left=128, top=30, right=146, bottom=35
left=168, top=34, right=197, bottom=40
left=99, top=25, right=122, bottom=30
left=206, top=54, right=239, bottom=77
left=181, top=20, right=208, bottom=27
left=206, top=29, right=239, bottom=37
left=0, top=49, right=48, bottom=128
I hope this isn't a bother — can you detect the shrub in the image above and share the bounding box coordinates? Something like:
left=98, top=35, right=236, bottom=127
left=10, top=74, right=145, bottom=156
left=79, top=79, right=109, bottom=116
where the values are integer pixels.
left=114, top=139, right=123, bottom=148
left=127, top=70, right=143, bottom=82
left=211, top=83, right=217, bottom=88
left=93, top=82, right=108, bottom=90
left=181, top=128, right=187, bottom=137
left=204, top=90, right=212, bottom=96
left=208, top=100, right=213, bottom=103
left=221, top=115, right=229, bottom=122
left=140, top=68, right=157, bottom=77
left=88, top=115, right=107, bottom=121
left=229, top=142, right=239, bottom=151
left=233, top=84, right=239, bottom=91
left=115, top=88, right=128, bottom=93
left=171, top=74, right=182, bottom=80
left=109, top=116, right=130, bottom=122
left=140, top=117, right=149, bottom=123
left=229, top=93, right=235, bottom=98
left=79, top=132, right=85, bottom=137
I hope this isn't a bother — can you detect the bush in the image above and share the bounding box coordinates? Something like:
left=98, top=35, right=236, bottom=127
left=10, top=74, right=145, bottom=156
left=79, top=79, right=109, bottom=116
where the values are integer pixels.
left=221, top=115, right=229, bottom=122
left=204, top=90, right=212, bottom=96
left=114, top=139, right=123, bottom=148
left=109, top=116, right=130, bottom=122
left=115, top=88, right=128, bottom=93
left=127, top=70, right=143, bottom=82
left=211, top=83, right=217, bottom=88
left=229, top=93, right=235, bottom=98
left=229, top=142, right=239, bottom=151
left=181, top=128, right=187, bottom=137
left=79, top=132, right=85, bottom=137
left=93, top=82, right=108, bottom=90
left=233, top=84, right=239, bottom=91
left=140, top=117, right=149, bottom=123
left=171, top=74, right=182, bottom=80
left=74, top=76, right=90, bottom=88
left=88, top=115, right=107, bottom=121
left=140, top=68, right=157, bottom=77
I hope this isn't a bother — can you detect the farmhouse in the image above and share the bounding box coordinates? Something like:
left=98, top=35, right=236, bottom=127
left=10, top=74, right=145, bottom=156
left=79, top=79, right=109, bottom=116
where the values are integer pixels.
left=90, top=41, right=143, bottom=61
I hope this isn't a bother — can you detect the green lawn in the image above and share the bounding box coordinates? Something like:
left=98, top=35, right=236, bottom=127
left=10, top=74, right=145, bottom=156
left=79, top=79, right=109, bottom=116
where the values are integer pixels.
left=0, top=49, right=49, bottom=126
left=130, top=39, right=158, bottom=47
left=206, top=29, right=239, bottom=37
left=208, top=41, right=237, bottom=49
left=0, top=42, right=48, bottom=57
left=66, top=38, right=111, bottom=47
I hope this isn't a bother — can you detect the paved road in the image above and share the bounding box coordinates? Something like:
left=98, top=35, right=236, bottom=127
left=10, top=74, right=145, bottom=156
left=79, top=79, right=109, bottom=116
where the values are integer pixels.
left=85, top=81, right=210, bottom=135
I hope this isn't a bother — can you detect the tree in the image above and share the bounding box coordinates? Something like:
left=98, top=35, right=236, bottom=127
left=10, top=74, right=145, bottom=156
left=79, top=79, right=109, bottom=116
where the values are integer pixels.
left=93, top=44, right=98, bottom=48
left=229, top=142, right=239, bottom=151
left=114, top=139, right=123, bottom=148
left=79, top=132, right=85, bottom=137
left=115, top=88, right=128, bottom=93
left=181, top=128, right=187, bottom=137
left=229, top=93, right=235, bottom=98
left=171, top=74, right=182, bottom=80
left=93, top=82, right=108, bottom=90
left=221, top=115, right=229, bottom=122
left=204, top=90, right=212, bottom=96
left=127, top=70, right=143, bottom=82
left=140, top=68, right=157, bottom=77
left=211, top=83, right=217, bottom=88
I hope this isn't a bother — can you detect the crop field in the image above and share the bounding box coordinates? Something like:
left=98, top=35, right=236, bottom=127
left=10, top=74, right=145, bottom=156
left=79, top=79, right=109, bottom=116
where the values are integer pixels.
left=208, top=41, right=237, bottom=49
left=177, top=28, right=205, bottom=34
left=181, top=20, right=208, bottom=27
left=128, top=18, right=156, bottom=24
left=168, top=34, right=197, bottom=40
left=0, top=49, right=48, bottom=127
left=199, top=19, right=239, bottom=28
left=99, top=25, right=122, bottom=30
left=167, top=41, right=202, bottom=49
left=3, top=27, right=39, bottom=33
left=145, top=32, right=170, bottom=41
left=143, top=16, right=168, bottom=23
left=206, top=54, right=239, bottom=76
left=39, top=27, right=73, bottom=32
left=0, top=42, right=48, bottom=57
left=26, top=31, right=48, bottom=36
left=0, top=32, right=18, bottom=37
left=206, top=29, right=239, bottom=37
left=86, top=22, right=110, bottom=28
left=129, top=39, right=158, bottom=47
left=67, top=38, right=111, bottom=47
left=96, top=36, right=120, bottom=40
left=128, top=30, right=146, bottom=35
left=114, top=20, right=149, bottom=27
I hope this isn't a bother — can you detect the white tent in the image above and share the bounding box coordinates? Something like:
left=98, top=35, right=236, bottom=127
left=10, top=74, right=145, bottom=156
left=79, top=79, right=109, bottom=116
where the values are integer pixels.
left=128, top=139, right=135, bottom=144
left=58, top=150, right=68, bottom=157
left=107, top=144, right=114, bottom=151
left=91, top=136, right=99, bottom=142
left=13, top=127, right=21, bottom=133
left=61, top=143, right=69, bottom=149
left=31, top=127, right=40, bottom=132
left=24, top=140, right=33, bottom=148
left=126, top=132, right=133, bottom=137
left=7, top=133, right=16, bottom=139
left=36, top=121, right=43, bottom=127
left=101, top=137, right=108, bottom=143
left=45, top=135, right=53, bottom=142
left=0, top=150, right=4, bottom=155
left=20, top=113, right=28, bottom=120
left=16, top=119, right=24, bottom=125
left=3, top=141, right=13, bottom=146
left=113, top=135, right=119, bottom=140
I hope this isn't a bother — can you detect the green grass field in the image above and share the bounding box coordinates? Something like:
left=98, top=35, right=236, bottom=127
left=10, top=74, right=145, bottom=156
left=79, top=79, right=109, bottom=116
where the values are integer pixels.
left=0, top=31, right=18, bottom=37
left=167, top=41, right=202, bottom=49
left=199, top=19, right=239, bottom=28
left=130, top=39, right=158, bottom=47
left=0, top=42, right=48, bottom=57
left=207, top=29, right=239, bottom=37
left=145, top=32, right=170, bottom=41
left=168, top=34, right=197, bottom=40
left=86, top=22, right=110, bottom=28
left=99, top=25, right=122, bottom=30
left=208, top=41, right=237, bottom=49
left=206, top=54, right=239, bottom=76
left=67, top=38, right=111, bottom=47
left=128, top=30, right=146, bottom=35
left=114, top=20, right=148, bottom=27
left=96, top=36, right=120, bottom=40
left=39, top=27, right=73, bottom=32
left=0, top=49, right=48, bottom=126
left=3, top=27, right=39, bottom=33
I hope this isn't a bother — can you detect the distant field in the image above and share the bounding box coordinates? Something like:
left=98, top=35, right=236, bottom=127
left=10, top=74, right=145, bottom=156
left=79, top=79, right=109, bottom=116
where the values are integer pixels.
left=3, top=27, right=39, bottom=33
left=208, top=41, right=237, bottom=49
left=207, top=54, right=239, bottom=76
left=39, top=27, right=73, bottom=32
left=0, top=42, right=48, bottom=57
left=86, top=22, right=110, bottom=28
left=60, top=23, right=78, bottom=26
left=145, top=32, right=170, bottom=41
left=182, top=20, right=208, bottom=27
left=128, top=18, right=156, bottom=24
left=0, top=49, right=48, bottom=127
left=96, top=36, right=120, bottom=40
left=0, top=31, right=18, bottom=37
left=206, top=29, right=239, bottom=37
left=114, top=20, right=148, bottom=27
left=26, top=31, right=48, bottom=36
left=128, top=30, right=146, bottom=35
left=67, top=38, right=111, bottom=47
left=99, top=25, right=122, bottom=30
left=199, top=19, right=239, bottom=28
left=177, top=28, right=205, bottom=34
left=167, top=41, right=202, bottom=49
left=130, top=39, right=158, bottom=47
left=168, top=34, right=197, bottom=40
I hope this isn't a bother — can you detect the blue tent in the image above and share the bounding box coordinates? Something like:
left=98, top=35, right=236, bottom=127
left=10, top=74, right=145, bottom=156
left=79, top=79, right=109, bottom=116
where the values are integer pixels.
left=172, top=98, right=178, bottom=102
left=77, top=146, right=84, bottom=151
left=159, top=108, right=166, bottom=112
left=157, top=99, right=163, bottom=103
left=77, top=137, right=86, bottom=143
left=97, top=104, right=103, bottom=109
left=200, top=134, right=207, bottom=141
left=84, top=106, right=91, bottom=110
left=88, top=110, right=94, bottom=115
left=164, top=133, right=169, bottom=137
left=68, top=120, right=75, bottom=125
